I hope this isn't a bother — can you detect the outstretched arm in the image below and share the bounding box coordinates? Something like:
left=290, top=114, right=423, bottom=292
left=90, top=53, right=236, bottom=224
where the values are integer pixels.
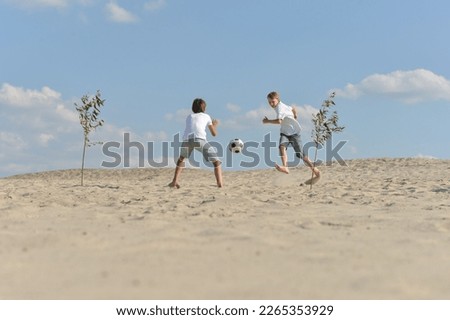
left=262, top=116, right=282, bottom=125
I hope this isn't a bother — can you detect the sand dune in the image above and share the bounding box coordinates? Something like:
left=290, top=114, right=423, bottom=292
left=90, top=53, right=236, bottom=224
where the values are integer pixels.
left=0, top=158, right=449, bottom=299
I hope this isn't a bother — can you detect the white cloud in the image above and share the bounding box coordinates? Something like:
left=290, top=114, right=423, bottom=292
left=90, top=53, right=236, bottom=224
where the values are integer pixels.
left=5, top=0, right=69, bottom=9
left=105, top=1, right=138, bottom=23
left=145, top=130, right=169, bottom=141
left=0, top=83, right=79, bottom=135
left=144, top=0, right=166, bottom=11
left=0, top=83, right=81, bottom=175
left=0, top=83, right=157, bottom=176
left=226, top=103, right=241, bottom=113
left=38, top=133, right=56, bottom=146
left=5, top=0, right=96, bottom=9
left=414, top=153, right=437, bottom=160
left=55, top=103, right=79, bottom=125
left=244, top=107, right=267, bottom=120
left=222, top=106, right=265, bottom=131
left=0, top=83, right=61, bottom=108
left=334, top=69, right=450, bottom=104
left=0, top=132, right=27, bottom=150
left=292, top=104, right=319, bottom=130
left=164, top=108, right=191, bottom=122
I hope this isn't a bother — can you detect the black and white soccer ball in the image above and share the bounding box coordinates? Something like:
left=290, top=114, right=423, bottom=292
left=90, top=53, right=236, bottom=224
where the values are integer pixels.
left=228, top=138, right=244, bottom=153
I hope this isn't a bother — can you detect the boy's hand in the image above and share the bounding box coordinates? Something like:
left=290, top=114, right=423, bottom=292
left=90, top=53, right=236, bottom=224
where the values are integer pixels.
left=209, top=120, right=219, bottom=137
left=262, top=116, right=269, bottom=124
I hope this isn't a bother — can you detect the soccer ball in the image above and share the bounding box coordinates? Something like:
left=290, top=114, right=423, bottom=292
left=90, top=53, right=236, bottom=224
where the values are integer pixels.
left=228, top=138, right=244, bottom=153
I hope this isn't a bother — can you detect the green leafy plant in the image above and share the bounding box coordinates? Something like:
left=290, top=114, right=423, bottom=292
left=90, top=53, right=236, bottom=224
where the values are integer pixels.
left=75, top=90, right=105, bottom=186
left=310, top=92, right=345, bottom=189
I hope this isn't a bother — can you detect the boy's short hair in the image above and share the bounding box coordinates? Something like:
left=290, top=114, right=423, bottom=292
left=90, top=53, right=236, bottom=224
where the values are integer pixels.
left=267, top=91, right=280, bottom=100
left=192, top=98, right=206, bottom=113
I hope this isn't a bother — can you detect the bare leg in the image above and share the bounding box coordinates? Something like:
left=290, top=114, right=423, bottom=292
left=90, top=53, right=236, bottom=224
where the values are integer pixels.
left=275, top=145, right=290, bottom=174
left=213, top=160, right=223, bottom=188
left=169, top=157, right=184, bottom=188
left=303, top=156, right=320, bottom=177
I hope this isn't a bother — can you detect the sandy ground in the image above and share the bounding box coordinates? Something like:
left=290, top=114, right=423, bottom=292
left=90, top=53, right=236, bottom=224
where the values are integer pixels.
left=0, top=158, right=449, bottom=299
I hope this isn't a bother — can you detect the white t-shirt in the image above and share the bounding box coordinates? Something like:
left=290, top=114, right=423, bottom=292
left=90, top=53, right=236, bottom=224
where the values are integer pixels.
left=183, top=113, right=213, bottom=140
left=275, top=101, right=301, bottom=135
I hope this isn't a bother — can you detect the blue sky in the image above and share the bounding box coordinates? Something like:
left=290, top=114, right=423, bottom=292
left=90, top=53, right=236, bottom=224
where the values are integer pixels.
left=1, top=0, right=449, bottom=176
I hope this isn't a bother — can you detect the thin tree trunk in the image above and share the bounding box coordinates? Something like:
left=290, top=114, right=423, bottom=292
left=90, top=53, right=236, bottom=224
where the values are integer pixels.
left=310, top=143, right=319, bottom=190
left=81, top=137, right=87, bottom=186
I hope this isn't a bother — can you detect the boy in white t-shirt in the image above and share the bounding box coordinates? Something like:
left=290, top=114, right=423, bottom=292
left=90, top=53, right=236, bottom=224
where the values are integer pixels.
left=263, top=91, right=320, bottom=180
left=169, top=98, right=223, bottom=188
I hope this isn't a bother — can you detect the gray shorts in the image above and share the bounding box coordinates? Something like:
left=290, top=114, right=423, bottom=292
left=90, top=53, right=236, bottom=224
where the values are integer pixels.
left=180, top=138, right=220, bottom=163
left=279, top=133, right=304, bottom=159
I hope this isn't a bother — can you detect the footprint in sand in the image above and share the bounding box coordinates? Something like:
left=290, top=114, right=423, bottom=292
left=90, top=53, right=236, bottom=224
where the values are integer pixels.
left=435, top=220, right=450, bottom=232
left=271, top=174, right=299, bottom=187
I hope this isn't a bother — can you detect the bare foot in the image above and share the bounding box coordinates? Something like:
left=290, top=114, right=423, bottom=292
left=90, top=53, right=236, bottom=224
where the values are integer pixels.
left=312, top=167, right=321, bottom=178
left=168, top=182, right=181, bottom=189
left=275, top=164, right=289, bottom=174
left=304, top=167, right=321, bottom=185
